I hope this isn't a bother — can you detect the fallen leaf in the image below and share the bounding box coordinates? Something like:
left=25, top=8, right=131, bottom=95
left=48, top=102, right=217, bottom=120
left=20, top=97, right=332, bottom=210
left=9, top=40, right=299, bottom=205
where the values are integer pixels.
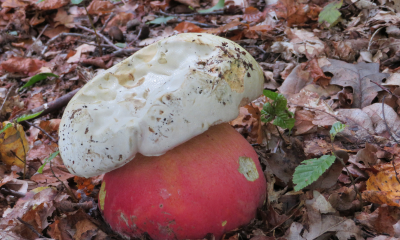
left=363, top=159, right=400, bottom=207
left=322, top=59, right=389, bottom=108
left=0, top=57, right=45, bottom=75
left=362, top=103, right=400, bottom=141
left=174, top=22, right=204, bottom=33
left=35, top=0, right=69, bottom=10
left=87, top=0, right=115, bottom=15
left=0, top=122, right=29, bottom=168
left=54, top=8, right=75, bottom=28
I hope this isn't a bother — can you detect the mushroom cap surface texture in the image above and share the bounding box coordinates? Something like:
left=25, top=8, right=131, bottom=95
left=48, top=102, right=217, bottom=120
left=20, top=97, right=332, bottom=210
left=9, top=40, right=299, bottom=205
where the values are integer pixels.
left=59, top=33, right=264, bottom=177
left=98, top=123, right=267, bottom=240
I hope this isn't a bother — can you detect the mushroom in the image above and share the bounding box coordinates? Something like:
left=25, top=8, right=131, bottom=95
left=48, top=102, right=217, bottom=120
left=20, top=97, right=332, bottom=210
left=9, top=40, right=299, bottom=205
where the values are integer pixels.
left=59, top=33, right=266, bottom=239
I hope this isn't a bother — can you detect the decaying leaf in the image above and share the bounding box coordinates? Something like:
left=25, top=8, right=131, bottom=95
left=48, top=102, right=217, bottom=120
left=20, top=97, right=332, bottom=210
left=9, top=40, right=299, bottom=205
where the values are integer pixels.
left=0, top=122, right=29, bottom=168
left=363, top=159, right=400, bottom=207
left=322, top=59, right=389, bottom=108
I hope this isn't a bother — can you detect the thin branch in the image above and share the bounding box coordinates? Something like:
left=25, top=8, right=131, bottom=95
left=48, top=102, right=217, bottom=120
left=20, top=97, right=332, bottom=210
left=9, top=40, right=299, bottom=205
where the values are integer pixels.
left=83, top=5, right=103, bottom=56
left=368, top=27, right=384, bottom=52
left=110, top=48, right=141, bottom=57
left=331, top=144, right=363, bottom=210
left=370, top=80, right=400, bottom=99
left=381, top=96, right=400, bottom=185
left=25, top=24, right=49, bottom=57
left=19, top=88, right=80, bottom=120
left=77, top=25, right=121, bottom=51
left=268, top=201, right=304, bottom=233
left=381, top=96, right=399, bottom=144
left=17, top=217, right=46, bottom=238
left=175, top=18, right=218, bottom=28
left=25, top=121, right=58, bottom=143
left=0, top=85, right=14, bottom=115
left=159, top=10, right=224, bottom=17
left=100, top=12, right=116, bottom=33
left=0, top=187, right=26, bottom=198
left=50, top=160, right=78, bottom=202
left=41, top=33, right=96, bottom=56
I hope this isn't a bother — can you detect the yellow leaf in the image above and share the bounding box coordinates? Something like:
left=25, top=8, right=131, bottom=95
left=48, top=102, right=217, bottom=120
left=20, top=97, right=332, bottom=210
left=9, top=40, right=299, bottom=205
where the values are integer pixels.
left=363, top=159, right=400, bottom=207
left=0, top=122, right=29, bottom=168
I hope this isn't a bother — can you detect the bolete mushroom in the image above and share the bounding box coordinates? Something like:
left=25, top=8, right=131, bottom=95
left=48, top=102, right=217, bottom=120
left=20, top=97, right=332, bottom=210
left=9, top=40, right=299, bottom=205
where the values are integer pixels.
left=59, top=33, right=266, bottom=239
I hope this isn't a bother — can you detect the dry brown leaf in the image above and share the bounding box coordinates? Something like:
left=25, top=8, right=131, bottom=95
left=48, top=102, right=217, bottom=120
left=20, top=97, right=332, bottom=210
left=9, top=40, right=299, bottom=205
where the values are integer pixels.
left=174, top=22, right=204, bottom=33
left=243, top=6, right=264, bottom=23
left=294, top=110, right=316, bottom=135
left=355, top=143, right=378, bottom=167
left=87, top=0, right=115, bottom=15
left=54, top=8, right=75, bottom=28
left=356, top=205, right=400, bottom=236
left=362, top=103, right=400, bottom=141
left=0, top=57, right=45, bottom=75
left=34, top=0, right=69, bottom=10
left=174, top=0, right=200, bottom=8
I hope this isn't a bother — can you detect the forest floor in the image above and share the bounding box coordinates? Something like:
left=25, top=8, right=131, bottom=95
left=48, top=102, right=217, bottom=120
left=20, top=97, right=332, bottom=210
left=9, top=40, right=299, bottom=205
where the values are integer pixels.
left=1, top=0, right=400, bottom=239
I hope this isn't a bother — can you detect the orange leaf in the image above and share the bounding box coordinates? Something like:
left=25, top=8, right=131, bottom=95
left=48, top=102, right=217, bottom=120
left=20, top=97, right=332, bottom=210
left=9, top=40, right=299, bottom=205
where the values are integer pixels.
left=87, top=0, right=115, bottom=15
left=174, top=22, right=204, bottom=33
left=243, top=7, right=264, bottom=23
left=363, top=159, right=400, bottom=206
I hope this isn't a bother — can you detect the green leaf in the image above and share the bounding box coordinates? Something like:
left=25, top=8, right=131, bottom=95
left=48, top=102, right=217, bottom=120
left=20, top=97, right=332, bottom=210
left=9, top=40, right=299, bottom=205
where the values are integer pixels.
left=115, top=42, right=127, bottom=48
left=37, top=151, right=59, bottom=174
left=8, top=31, right=18, bottom=36
left=318, top=1, right=343, bottom=25
left=36, top=0, right=46, bottom=3
left=19, top=73, right=58, bottom=91
left=147, top=16, right=175, bottom=25
left=198, top=0, right=224, bottom=13
left=16, top=111, right=44, bottom=122
left=0, top=123, right=13, bottom=134
left=274, top=95, right=288, bottom=112
left=71, top=0, right=84, bottom=4
left=330, top=121, right=346, bottom=142
left=293, top=155, right=336, bottom=191
left=273, top=111, right=295, bottom=131
left=263, top=89, right=278, bottom=101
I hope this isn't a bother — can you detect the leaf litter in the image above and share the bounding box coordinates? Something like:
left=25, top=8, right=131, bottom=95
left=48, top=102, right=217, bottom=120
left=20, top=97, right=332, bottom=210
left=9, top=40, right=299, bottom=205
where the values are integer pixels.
left=2, top=0, right=400, bottom=239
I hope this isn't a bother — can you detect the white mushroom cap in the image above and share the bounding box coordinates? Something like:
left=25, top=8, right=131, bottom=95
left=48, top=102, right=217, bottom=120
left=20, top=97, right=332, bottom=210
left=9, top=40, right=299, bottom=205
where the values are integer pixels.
left=59, top=33, right=264, bottom=177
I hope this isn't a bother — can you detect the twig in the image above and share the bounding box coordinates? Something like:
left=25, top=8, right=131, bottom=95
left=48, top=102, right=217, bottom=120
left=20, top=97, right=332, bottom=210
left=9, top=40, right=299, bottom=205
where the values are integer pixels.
left=110, top=48, right=141, bottom=57
left=100, top=12, right=116, bottom=33
left=17, top=217, right=46, bottom=238
left=25, top=121, right=58, bottom=143
left=77, top=25, right=121, bottom=51
left=370, top=80, right=400, bottom=99
left=25, top=24, right=49, bottom=57
left=275, top=125, right=289, bottom=145
left=19, top=88, right=80, bottom=120
left=382, top=96, right=399, bottom=144
left=381, top=96, right=400, bottom=185
left=245, top=45, right=267, bottom=54
left=268, top=201, right=304, bottom=233
left=76, top=40, right=116, bottom=48
left=159, top=10, right=224, bottom=17
left=50, top=160, right=78, bottom=202
left=41, top=33, right=96, bottom=56
left=175, top=18, right=218, bottom=28
left=331, top=144, right=363, bottom=210
left=0, top=85, right=14, bottom=115
left=83, top=5, right=103, bottom=56
left=368, top=27, right=384, bottom=52
left=0, top=187, right=26, bottom=198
